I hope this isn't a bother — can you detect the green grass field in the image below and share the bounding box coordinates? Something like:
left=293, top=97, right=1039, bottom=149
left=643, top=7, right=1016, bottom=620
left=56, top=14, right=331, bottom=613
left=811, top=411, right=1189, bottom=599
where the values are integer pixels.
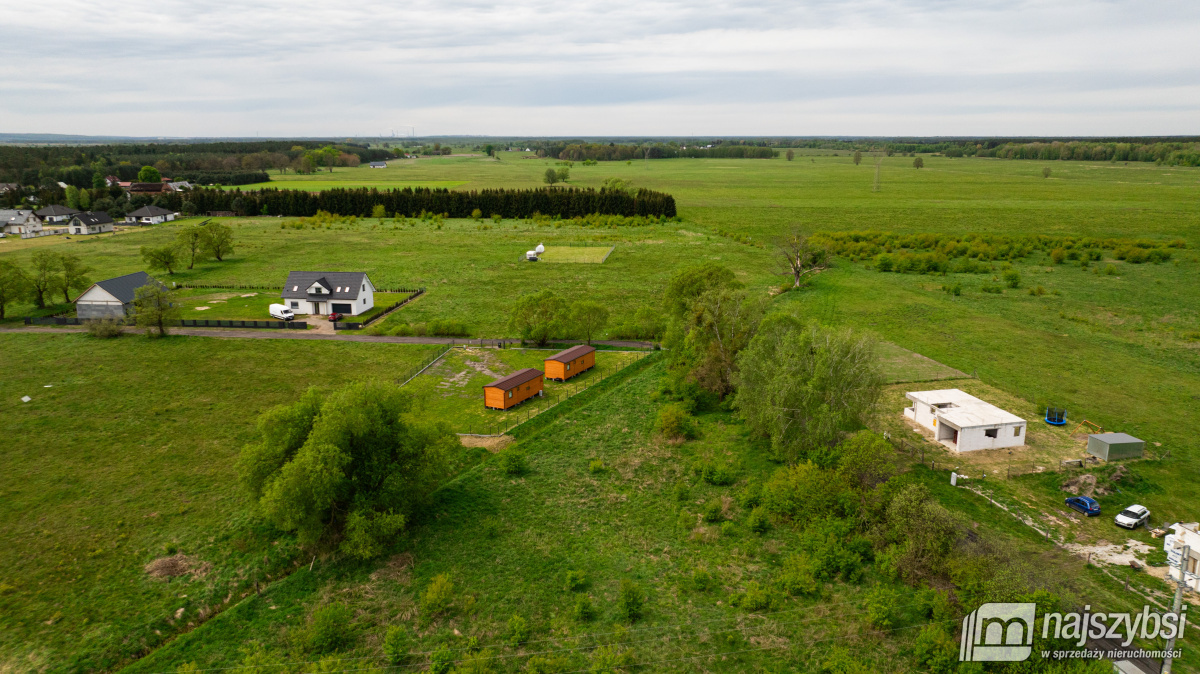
left=3, top=152, right=1200, bottom=672
left=403, top=346, right=645, bottom=434
left=0, top=334, right=441, bottom=672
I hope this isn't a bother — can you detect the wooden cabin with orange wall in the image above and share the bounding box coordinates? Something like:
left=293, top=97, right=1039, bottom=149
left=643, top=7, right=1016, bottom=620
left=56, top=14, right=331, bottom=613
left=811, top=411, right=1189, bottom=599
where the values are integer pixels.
left=483, top=368, right=544, bottom=410
left=544, top=344, right=596, bottom=382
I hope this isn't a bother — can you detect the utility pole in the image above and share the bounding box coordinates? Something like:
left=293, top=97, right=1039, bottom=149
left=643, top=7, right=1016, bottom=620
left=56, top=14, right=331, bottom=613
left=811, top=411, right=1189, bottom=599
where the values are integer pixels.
left=1162, top=544, right=1189, bottom=674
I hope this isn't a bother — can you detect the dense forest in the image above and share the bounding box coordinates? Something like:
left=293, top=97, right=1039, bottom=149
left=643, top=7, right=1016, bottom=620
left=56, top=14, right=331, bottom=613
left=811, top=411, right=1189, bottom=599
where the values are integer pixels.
left=775, top=137, right=1200, bottom=166
left=0, top=141, right=397, bottom=188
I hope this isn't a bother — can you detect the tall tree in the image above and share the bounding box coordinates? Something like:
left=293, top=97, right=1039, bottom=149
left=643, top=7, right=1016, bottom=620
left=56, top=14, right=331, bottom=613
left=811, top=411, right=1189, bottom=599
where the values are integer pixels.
left=23, top=250, right=61, bottom=309
left=508, top=290, right=567, bottom=346
left=137, top=165, right=162, bottom=183
left=543, top=168, right=559, bottom=185
left=0, top=260, right=30, bottom=319
left=786, top=149, right=795, bottom=161
left=176, top=225, right=209, bottom=269
left=57, top=253, right=93, bottom=303
left=141, top=244, right=181, bottom=275
left=853, top=150, right=862, bottom=165
left=775, top=229, right=831, bottom=288
left=201, top=221, right=235, bottom=261
left=92, top=171, right=106, bottom=189
left=734, top=319, right=883, bottom=464
left=64, top=185, right=80, bottom=209
left=570, top=300, right=609, bottom=345
left=237, top=381, right=455, bottom=558
left=133, top=281, right=179, bottom=337
left=78, top=188, right=91, bottom=209
left=681, top=288, right=765, bottom=396
left=913, top=156, right=924, bottom=169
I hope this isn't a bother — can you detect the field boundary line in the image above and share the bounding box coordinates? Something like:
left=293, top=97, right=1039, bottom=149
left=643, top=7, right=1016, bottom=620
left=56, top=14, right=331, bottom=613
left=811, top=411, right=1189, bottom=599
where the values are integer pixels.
left=600, top=245, right=616, bottom=262
left=398, top=345, right=454, bottom=387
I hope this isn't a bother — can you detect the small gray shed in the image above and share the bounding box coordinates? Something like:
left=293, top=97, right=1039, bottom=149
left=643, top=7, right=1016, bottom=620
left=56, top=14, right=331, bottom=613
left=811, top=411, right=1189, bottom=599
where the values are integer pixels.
left=1087, top=432, right=1145, bottom=461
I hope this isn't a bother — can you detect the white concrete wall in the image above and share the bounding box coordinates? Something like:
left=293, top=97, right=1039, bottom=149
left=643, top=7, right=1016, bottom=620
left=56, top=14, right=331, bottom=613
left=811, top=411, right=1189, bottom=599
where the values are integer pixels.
left=955, top=422, right=1025, bottom=451
left=1165, top=527, right=1200, bottom=592
left=907, top=401, right=940, bottom=431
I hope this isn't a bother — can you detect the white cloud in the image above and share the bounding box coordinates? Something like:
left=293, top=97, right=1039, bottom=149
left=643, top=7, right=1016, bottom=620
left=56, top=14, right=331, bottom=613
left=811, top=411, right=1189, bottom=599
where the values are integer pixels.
left=1, top=0, right=1197, bottom=136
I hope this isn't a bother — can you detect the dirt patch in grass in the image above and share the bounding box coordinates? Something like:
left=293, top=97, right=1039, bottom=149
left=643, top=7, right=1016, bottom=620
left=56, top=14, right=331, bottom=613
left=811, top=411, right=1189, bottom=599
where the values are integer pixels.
left=144, top=554, right=211, bottom=579
left=458, top=434, right=513, bottom=452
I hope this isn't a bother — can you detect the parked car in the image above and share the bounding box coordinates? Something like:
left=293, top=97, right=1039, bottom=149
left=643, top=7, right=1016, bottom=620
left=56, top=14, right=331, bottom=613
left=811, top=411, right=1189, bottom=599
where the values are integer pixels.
left=1065, top=495, right=1102, bottom=517
left=1114, top=504, right=1150, bottom=529
left=269, top=303, right=294, bottom=321
left=328, top=312, right=344, bottom=322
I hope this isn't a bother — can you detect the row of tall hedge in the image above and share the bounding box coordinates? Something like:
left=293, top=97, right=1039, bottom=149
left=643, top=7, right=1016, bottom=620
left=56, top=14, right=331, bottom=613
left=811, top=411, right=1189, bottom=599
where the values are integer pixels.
left=172, top=186, right=677, bottom=218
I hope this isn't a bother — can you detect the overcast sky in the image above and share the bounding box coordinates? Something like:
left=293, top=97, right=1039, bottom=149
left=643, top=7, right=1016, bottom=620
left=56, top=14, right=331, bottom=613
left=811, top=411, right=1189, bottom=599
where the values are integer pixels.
left=2, top=0, right=1198, bottom=137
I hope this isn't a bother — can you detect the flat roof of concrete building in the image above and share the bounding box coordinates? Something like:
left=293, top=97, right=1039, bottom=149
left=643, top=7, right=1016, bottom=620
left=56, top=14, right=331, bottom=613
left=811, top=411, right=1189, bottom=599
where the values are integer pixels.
left=906, top=388, right=1025, bottom=428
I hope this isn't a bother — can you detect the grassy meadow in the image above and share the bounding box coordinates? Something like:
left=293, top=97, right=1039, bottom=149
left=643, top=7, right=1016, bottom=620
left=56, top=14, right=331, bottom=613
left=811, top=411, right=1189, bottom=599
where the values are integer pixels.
left=2, top=151, right=1200, bottom=671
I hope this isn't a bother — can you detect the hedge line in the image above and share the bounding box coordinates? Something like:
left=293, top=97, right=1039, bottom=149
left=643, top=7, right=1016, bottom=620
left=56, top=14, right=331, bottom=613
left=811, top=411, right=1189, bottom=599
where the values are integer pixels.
left=172, top=186, right=676, bottom=218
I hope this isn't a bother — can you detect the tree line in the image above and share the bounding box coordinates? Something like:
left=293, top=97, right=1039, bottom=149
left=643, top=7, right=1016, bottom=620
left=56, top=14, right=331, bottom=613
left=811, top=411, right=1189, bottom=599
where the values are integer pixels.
left=169, top=186, right=677, bottom=219
left=555, top=143, right=777, bottom=161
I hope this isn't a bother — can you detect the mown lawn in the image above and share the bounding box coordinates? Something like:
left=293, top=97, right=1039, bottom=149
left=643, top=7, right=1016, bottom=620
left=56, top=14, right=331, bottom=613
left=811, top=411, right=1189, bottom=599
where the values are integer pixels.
left=0, top=333, right=441, bottom=672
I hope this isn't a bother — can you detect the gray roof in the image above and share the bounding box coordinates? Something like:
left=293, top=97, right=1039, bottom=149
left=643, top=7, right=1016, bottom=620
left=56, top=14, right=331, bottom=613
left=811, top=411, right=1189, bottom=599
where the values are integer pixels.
left=281, top=271, right=372, bottom=301
left=72, top=211, right=114, bottom=226
left=84, top=271, right=157, bottom=304
left=484, top=368, right=544, bottom=391
left=1089, top=432, right=1143, bottom=445
left=36, top=205, right=80, bottom=217
left=1, top=209, right=34, bottom=223
left=128, top=205, right=173, bottom=217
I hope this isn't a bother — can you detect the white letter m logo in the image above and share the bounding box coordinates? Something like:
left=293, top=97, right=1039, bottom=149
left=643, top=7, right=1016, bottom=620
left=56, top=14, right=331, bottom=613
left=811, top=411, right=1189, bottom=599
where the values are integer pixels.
left=959, top=602, right=1036, bottom=662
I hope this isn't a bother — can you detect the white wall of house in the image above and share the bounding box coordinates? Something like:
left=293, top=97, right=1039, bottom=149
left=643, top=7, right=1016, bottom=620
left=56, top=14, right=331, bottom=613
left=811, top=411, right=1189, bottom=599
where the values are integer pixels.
left=70, top=221, right=113, bottom=235
left=905, top=389, right=1026, bottom=452
left=1165, top=523, right=1200, bottom=592
left=955, top=422, right=1026, bottom=451
left=75, top=285, right=128, bottom=318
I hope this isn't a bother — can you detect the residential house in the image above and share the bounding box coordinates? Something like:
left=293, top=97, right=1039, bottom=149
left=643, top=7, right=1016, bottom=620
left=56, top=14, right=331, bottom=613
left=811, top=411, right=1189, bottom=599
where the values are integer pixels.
left=0, top=182, right=19, bottom=193
left=280, top=271, right=376, bottom=316
left=125, top=205, right=177, bottom=225
left=1164, top=522, right=1200, bottom=592
left=127, top=182, right=167, bottom=196
left=904, top=389, right=1026, bottom=451
left=74, top=271, right=159, bottom=318
left=69, top=211, right=115, bottom=235
left=1, top=209, right=41, bottom=235
left=35, top=205, right=80, bottom=224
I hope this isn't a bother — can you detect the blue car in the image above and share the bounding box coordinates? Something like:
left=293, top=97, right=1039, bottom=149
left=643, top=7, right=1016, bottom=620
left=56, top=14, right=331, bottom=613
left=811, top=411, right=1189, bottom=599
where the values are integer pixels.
left=1065, top=496, right=1101, bottom=517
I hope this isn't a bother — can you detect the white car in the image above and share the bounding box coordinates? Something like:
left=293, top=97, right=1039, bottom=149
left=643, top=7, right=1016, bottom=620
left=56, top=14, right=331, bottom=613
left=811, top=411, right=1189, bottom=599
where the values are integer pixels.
left=268, top=303, right=295, bottom=321
left=1114, top=504, right=1150, bottom=529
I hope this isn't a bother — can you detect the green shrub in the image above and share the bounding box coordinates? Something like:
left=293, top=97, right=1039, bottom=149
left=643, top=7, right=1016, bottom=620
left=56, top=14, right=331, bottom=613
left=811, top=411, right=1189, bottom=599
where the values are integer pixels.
left=702, top=499, right=724, bottom=523
left=1002, top=269, right=1021, bottom=288
left=1104, top=264, right=1118, bottom=275
left=506, top=614, right=531, bottom=647
left=734, top=581, right=779, bottom=612
left=778, top=554, right=818, bottom=596
left=420, top=573, right=454, bottom=617
left=588, top=645, right=634, bottom=674
left=720, top=521, right=737, bottom=537
left=1050, top=248, right=1066, bottom=264
left=618, top=580, right=645, bottom=622
left=1028, top=285, right=1047, bottom=296
left=389, top=323, right=413, bottom=336
left=911, top=624, right=959, bottom=674
left=382, top=625, right=410, bottom=665
left=874, top=253, right=895, bottom=272
left=428, top=646, right=454, bottom=674
left=672, top=482, right=691, bottom=502
left=941, top=282, right=962, bottom=296
left=588, top=459, right=605, bottom=474
left=690, top=567, right=715, bottom=592
left=864, top=584, right=898, bottom=629
left=426, top=318, right=470, bottom=337
left=500, top=450, right=528, bottom=476
left=980, top=282, right=1003, bottom=294
left=306, top=603, right=354, bottom=653
left=736, top=483, right=762, bottom=509
left=564, top=569, right=587, bottom=592
left=656, top=403, right=696, bottom=440
left=747, top=506, right=770, bottom=534
left=573, top=595, right=595, bottom=622
left=693, top=458, right=736, bottom=486
left=86, top=318, right=124, bottom=339
left=527, top=655, right=573, bottom=673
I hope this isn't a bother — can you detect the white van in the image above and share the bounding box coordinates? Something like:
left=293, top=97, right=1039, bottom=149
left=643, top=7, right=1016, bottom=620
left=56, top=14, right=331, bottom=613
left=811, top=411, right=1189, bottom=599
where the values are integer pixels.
left=269, top=304, right=295, bottom=321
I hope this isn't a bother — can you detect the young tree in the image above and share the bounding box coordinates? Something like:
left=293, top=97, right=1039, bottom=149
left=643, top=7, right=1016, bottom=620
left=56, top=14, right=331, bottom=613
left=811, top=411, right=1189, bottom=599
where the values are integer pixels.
left=775, top=229, right=831, bottom=288
left=201, top=221, right=235, bottom=261
left=64, top=185, right=80, bottom=209
left=57, top=253, right=93, bottom=303
left=92, top=171, right=106, bottom=189
left=543, top=168, right=559, bottom=185
left=137, top=165, right=162, bottom=183
left=556, top=167, right=570, bottom=182
left=570, top=300, right=609, bottom=344
left=79, top=188, right=91, bottom=209
left=853, top=150, right=862, bottom=166
left=734, top=319, right=883, bottom=464
left=141, top=244, right=181, bottom=275
left=237, top=381, right=455, bottom=558
left=0, top=260, right=30, bottom=319
left=176, top=225, right=209, bottom=269
left=133, top=281, right=180, bottom=337
left=1042, top=167, right=1052, bottom=178
left=23, top=250, right=61, bottom=309
left=913, top=156, right=924, bottom=169
left=786, top=149, right=795, bottom=161
left=508, top=290, right=567, bottom=346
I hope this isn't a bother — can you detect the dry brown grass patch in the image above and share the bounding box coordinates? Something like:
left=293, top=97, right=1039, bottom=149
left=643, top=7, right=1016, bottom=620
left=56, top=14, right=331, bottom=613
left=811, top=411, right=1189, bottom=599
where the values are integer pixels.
left=144, top=554, right=210, bottom=579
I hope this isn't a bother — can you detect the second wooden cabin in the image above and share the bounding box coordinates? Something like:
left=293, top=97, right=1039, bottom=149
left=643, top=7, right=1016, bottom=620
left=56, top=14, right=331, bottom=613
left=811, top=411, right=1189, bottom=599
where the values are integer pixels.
left=544, top=344, right=596, bottom=382
left=483, top=368, right=544, bottom=410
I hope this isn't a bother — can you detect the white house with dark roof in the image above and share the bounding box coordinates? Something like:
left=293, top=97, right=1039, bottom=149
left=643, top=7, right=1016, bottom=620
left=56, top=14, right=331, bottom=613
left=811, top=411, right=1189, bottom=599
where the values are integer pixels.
left=125, top=205, right=176, bottom=225
left=281, top=271, right=375, bottom=316
left=74, top=271, right=159, bottom=318
left=69, top=211, right=114, bottom=235
left=904, top=389, right=1026, bottom=451
left=35, top=205, right=80, bottom=224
